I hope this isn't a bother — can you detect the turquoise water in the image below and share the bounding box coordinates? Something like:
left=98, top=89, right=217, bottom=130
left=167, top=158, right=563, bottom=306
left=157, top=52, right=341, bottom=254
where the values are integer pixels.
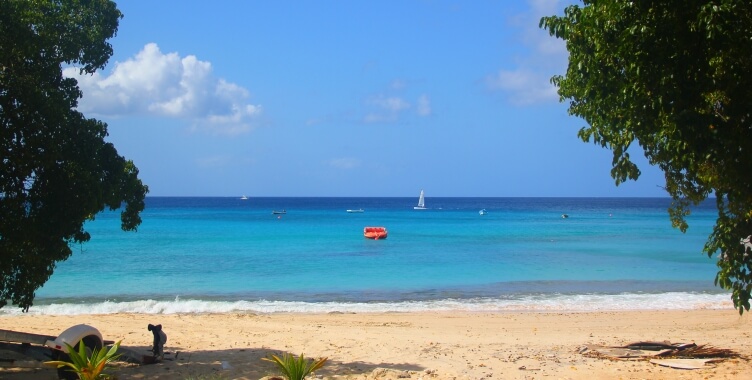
left=6, top=197, right=732, bottom=315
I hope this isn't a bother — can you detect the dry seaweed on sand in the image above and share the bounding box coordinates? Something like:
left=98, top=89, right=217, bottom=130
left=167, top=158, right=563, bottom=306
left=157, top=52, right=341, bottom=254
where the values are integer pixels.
left=580, top=341, right=740, bottom=361
left=666, top=344, right=739, bottom=359
left=623, top=341, right=740, bottom=359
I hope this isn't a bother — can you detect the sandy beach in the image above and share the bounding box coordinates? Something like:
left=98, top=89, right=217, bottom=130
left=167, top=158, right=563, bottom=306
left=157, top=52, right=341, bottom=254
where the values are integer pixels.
left=0, top=310, right=749, bottom=380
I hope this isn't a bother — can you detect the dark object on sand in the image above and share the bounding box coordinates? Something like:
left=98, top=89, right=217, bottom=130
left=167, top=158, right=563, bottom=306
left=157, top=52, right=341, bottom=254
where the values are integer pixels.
left=142, top=354, right=158, bottom=364
left=581, top=341, right=739, bottom=362
left=147, top=324, right=167, bottom=360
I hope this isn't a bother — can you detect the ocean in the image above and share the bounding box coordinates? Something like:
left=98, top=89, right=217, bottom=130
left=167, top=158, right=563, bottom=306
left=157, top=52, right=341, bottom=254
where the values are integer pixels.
left=2, top=197, right=732, bottom=315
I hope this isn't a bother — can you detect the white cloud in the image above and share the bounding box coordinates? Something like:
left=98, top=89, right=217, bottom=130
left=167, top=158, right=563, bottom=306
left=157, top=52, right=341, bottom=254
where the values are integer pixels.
left=525, top=0, right=569, bottom=57
left=328, top=157, right=361, bottom=169
left=416, top=94, right=431, bottom=116
left=374, top=96, right=410, bottom=112
left=363, top=112, right=392, bottom=124
left=486, top=0, right=568, bottom=105
left=485, top=68, right=558, bottom=105
left=390, top=80, right=407, bottom=90
left=364, top=95, right=409, bottom=123
left=64, top=43, right=262, bottom=135
left=195, top=155, right=231, bottom=168
left=363, top=93, right=431, bottom=123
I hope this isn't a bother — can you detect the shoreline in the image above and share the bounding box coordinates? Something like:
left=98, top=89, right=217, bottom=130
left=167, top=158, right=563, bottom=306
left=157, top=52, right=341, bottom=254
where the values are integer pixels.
left=1, top=309, right=749, bottom=379
left=4, top=291, right=735, bottom=316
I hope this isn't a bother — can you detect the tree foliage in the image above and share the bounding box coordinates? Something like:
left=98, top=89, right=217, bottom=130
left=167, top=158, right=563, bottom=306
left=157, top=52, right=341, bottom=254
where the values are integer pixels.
left=0, top=0, right=148, bottom=311
left=540, top=1, right=752, bottom=313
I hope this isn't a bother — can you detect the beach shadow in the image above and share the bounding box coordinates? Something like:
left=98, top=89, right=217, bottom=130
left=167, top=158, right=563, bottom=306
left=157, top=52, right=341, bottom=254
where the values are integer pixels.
left=110, top=345, right=426, bottom=379
left=0, top=345, right=425, bottom=379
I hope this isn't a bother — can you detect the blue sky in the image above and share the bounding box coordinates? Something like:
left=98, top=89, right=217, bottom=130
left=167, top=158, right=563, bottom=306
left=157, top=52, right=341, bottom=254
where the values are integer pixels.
left=65, top=0, right=666, bottom=197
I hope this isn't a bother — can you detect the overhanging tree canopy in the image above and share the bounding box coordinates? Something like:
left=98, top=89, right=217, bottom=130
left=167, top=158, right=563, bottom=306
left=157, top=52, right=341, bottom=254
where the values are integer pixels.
left=0, top=0, right=148, bottom=311
left=540, top=1, right=752, bottom=312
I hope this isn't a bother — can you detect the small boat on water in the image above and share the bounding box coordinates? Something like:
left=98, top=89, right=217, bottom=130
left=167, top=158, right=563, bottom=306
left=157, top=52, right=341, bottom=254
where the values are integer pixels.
left=240, top=195, right=248, bottom=200
left=272, top=210, right=287, bottom=215
left=414, top=189, right=427, bottom=210
left=347, top=209, right=364, bottom=213
left=479, top=209, right=488, bottom=215
left=364, top=226, right=388, bottom=240
left=561, top=214, right=569, bottom=219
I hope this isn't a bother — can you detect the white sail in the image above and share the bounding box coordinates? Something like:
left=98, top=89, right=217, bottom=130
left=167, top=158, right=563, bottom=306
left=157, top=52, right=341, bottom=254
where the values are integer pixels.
left=414, top=190, right=426, bottom=210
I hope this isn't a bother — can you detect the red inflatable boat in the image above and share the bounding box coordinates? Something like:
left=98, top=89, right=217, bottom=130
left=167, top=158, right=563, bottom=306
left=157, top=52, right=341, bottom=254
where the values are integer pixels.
left=363, top=226, right=388, bottom=240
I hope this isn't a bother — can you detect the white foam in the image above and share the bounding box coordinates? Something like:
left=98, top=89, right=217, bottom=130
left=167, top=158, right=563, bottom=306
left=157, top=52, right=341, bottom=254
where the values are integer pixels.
left=0, top=292, right=734, bottom=316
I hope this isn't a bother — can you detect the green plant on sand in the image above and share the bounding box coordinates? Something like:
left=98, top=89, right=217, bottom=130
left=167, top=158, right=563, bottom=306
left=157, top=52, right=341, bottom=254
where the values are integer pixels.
left=262, top=352, right=328, bottom=380
left=45, top=340, right=122, bottom=380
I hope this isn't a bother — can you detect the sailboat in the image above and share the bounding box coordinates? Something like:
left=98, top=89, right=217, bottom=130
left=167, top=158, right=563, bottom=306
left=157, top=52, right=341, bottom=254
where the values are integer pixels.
left=414, top=189, right=427, bottom=210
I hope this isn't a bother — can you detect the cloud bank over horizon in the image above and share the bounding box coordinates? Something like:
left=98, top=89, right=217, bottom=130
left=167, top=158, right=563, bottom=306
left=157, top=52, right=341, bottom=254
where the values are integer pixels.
left=64, top=43, right=262, bottom=135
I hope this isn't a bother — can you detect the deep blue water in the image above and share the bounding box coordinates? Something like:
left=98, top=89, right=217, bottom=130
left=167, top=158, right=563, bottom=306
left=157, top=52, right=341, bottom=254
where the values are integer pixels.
left=5, top=197, right=733, bottom=315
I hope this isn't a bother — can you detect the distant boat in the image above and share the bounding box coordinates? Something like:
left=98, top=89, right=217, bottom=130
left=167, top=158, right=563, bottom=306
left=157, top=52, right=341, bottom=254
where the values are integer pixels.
left=414, top=189, right=427, bottom=210
left=561, top=214, right=569, bottom=219
left=479, top=209, right=488, bottom=215
left=347, top=209, right=364, bottom=213
left=240, top=195, right=248, bottom=200
left=364, top=226, right=388, bottom=240
left=272, top=210, right=286, bottom=215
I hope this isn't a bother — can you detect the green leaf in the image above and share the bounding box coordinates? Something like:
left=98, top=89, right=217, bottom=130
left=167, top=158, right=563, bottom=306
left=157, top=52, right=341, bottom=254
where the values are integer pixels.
left=262, top=352, right=328, bottom=380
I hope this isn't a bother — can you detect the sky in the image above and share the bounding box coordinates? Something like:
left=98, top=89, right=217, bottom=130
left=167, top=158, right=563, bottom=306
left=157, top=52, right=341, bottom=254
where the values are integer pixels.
left=64, top=0, right=668, bottom=197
